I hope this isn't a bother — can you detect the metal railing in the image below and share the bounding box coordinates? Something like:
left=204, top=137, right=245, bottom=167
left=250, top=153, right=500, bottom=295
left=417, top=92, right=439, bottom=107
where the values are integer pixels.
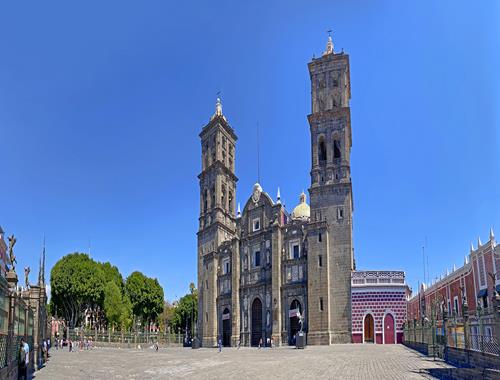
left=65, top=328, right=185, bottom=347
left=404, top=322, right=499, bottom=357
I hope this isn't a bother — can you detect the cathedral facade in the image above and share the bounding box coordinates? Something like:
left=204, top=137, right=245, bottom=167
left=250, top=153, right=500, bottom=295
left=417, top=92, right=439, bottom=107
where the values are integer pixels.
left=197, top=36, right=354, bottom=346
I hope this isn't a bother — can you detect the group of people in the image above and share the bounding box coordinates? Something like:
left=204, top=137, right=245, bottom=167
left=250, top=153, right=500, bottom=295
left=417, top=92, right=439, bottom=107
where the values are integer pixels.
left=18, top=338, right=30, bottom=380
left=54, top=337, right=94, bottom=352
left=18, top=337, right=52, bottom=380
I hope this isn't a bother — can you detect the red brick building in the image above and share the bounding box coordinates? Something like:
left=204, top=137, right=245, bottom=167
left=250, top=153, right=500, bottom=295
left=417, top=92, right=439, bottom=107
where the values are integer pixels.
left=351, top=271, right=411, bottom=344
left=407, top=228, right=499, bottom=340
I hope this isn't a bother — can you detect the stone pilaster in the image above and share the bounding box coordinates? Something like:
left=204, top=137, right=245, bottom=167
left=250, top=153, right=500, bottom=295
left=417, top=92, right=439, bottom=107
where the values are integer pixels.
left=230, top=238, right=240, bottom=346
left=271, top=224, right=282, bottom=346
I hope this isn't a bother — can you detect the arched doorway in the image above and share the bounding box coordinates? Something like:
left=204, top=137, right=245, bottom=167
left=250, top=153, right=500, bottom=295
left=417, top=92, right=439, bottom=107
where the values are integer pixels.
left=288, top=299, right=302, bottom=345
left=222, top=308, right=231, bottom=347
left=251, top=298, right=263, bottom=347
left=383, top=313, right=395, bottom=344
left=364, top=314, right=374, bottom=343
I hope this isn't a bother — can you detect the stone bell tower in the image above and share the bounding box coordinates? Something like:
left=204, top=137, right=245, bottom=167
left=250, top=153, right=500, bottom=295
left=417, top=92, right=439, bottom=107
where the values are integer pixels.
left=197, top=98, right=238, bottom=347
left=307, top=34, right=354, bottom=344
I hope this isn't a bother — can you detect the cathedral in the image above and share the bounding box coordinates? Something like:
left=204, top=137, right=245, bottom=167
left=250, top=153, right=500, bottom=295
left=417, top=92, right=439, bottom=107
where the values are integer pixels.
left=197, top=35, right=354, bottom=346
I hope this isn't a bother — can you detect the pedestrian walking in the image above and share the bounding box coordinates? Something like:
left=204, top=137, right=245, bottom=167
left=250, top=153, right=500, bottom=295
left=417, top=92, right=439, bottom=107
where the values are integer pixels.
left=258, top=337, right=263, bottom=349
left=18, top=338, right=27, bottom=380
left=217, top=336, right=222, bottom=353
left=42, top=339, right=47, bottom=362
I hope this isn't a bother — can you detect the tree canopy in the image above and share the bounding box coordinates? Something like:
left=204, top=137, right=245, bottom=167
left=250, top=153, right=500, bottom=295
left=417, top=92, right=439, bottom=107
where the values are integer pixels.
left=170, top=283, right=198, bottom=336
left=125, top=271, right=164, bottom=324
left=50, top=254, right=163, bottom=331
left=100, top=262, right=124, bottom=291
left=50, top=253, right=106, bottom=328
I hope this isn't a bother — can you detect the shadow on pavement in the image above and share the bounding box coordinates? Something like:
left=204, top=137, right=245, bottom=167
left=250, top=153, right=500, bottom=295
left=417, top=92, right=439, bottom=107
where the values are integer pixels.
left=425, top=366, right=500, bottom=380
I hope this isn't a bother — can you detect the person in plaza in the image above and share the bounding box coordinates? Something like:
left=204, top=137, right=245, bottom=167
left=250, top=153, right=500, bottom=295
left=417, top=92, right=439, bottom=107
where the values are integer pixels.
left=217, top=336, right=222, bottom=353
left=258, top=337, right=263, bottom=349
left=42, top=339, right=47, bottom=361
left=24, top=339, right=30, bottom=370
left=54, top=337, right=58, bottom=350
left=18, top=338, right=27, bottom=380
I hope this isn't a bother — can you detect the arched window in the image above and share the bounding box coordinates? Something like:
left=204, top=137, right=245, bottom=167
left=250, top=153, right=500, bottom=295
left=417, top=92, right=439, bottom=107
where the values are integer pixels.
left=203, top=189, right=208, bottom=212
left=318, top=137, right=327, bottom=163
left=333, top=139, right=341, bottom=159
left=211, top=186, right=215, bottom=209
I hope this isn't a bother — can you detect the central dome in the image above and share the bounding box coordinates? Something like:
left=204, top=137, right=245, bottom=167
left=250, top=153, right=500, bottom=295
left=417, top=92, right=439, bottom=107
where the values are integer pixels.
left=291, top=191, right=310, bottom=220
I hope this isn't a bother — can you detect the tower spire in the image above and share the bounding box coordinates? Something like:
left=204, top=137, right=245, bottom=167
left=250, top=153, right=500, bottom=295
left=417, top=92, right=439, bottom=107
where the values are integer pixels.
left=323, top=30, right=334, bottom=56
left=215, top=96, right=222, bottom=116
left=276, top=187, right=281, bottom=204
left=38, top=235, right=45, bottom=286
left=257, top=121, right=261, bottom=184
left=210, top=92, right=225, bottom=121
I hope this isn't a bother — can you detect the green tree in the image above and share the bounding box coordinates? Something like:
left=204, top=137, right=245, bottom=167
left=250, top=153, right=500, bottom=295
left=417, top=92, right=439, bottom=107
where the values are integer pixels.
left=99, top=262, right=124, bottom=291
left=125, top=271, right=164, bottom=327
left=120, top=293, right=134, bottom=331
left=159, top=301, right=176, bottom=333
left=103, top=281, right=123, bottom=331
left=50, top=253, right=106, bottom=328
left=171, top=285, right=198, bottom=336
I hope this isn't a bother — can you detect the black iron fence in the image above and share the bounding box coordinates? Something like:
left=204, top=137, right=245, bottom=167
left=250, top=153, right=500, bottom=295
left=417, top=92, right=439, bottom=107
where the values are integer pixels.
left=0, top=277, right=35, bottom=373
left=404, top=320, right=499, bottom=358
left=65, top=328, right=185, bottom=347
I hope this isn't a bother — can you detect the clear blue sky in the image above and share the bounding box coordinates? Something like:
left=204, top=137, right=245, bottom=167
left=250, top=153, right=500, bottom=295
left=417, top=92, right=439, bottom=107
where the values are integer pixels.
left=1, top=1, right=499, bottom=301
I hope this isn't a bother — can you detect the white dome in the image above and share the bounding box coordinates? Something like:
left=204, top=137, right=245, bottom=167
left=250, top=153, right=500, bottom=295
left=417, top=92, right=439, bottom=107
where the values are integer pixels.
left=291, top=191, right=310, bottom=220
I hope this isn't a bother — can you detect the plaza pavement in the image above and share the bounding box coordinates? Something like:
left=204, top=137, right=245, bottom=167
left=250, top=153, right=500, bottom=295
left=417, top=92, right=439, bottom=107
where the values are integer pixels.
left=34, top=344, right=457, bottom=380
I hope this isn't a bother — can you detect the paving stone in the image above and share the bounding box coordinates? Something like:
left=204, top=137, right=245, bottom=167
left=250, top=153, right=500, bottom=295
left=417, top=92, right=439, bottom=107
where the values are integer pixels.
left=35, top=344, right=455, bottom=379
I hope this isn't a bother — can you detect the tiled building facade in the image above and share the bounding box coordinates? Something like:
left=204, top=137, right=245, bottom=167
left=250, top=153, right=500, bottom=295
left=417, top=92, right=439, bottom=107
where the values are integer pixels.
left=407, top=228, right=499, bottom=340
left=197, top=36, right=355, bottom=347
left=351, top=271, right=410, bottom=344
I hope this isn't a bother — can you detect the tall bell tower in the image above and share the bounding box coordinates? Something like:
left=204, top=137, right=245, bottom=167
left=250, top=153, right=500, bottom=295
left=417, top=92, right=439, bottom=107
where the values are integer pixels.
left=307, top=34, right=354, bottom=344
left=197, top=98, right=238, bottom=347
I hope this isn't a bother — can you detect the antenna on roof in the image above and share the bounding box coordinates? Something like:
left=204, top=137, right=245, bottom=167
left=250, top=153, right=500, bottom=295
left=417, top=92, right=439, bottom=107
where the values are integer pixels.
left=257, top=121, right=261, bottom=184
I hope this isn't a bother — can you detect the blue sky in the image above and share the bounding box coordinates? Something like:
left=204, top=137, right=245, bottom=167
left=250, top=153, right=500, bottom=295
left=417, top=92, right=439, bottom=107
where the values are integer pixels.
left=0, top=1, right=499, bottom=301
